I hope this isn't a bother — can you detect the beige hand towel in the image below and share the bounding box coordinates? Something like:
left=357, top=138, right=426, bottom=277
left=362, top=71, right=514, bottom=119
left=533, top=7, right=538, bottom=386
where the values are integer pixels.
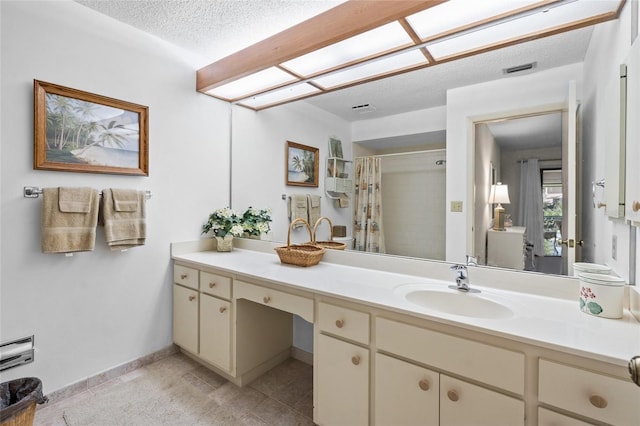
left=288, top=194, right=308, bottom=229
left=42, top=187, right=99, bottom=253
left=101, top=189, right=146, bottom=250
left=307, top=194, right=321, bottom=226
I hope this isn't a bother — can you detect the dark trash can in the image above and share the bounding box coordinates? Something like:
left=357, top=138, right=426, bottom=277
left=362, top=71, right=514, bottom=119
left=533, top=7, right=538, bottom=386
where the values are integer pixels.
left=0, top=378, right=47, bottom=426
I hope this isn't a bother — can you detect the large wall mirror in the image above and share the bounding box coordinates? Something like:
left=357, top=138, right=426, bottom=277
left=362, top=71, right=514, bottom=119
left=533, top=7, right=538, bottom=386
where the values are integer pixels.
left=230, top=19, right=632, bottom=281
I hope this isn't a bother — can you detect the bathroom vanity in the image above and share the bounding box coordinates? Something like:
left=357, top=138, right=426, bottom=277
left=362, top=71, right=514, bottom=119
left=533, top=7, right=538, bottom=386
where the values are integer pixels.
left=171, top=239, right=639, bottom=426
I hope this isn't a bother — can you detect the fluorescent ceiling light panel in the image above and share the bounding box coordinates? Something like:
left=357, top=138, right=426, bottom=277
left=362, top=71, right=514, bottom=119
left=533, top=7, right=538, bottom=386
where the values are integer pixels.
left=206, top=67, right=297, bottom=99
left=406, top=0, right=541, bottom=40
left=281, top=22, right=413, bottom=76
left=427, top=0, right=619, bottom=59
left=238, top=82, right=320, bottom=109
left=311, top=50, right=427, bottom=89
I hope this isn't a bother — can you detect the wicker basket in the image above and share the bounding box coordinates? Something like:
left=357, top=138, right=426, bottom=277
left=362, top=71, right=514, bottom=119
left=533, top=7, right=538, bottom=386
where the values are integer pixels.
left=309, top=217, right=346, bottom=250
left=275, top=218, right=325, bottom=266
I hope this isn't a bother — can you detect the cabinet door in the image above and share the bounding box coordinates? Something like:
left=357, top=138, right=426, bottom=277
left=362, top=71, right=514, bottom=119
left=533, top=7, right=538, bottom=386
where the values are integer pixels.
left=316, top=334, right=369, bottom=426
left=374, top=353, right=438, bottom=426
left=173, top=284, right=198, bottom=354
left=626, top=38, right=640, bottom=222
left=200, top=293, right=231, bottom=371
left=440, top=375, right=524, bottom=426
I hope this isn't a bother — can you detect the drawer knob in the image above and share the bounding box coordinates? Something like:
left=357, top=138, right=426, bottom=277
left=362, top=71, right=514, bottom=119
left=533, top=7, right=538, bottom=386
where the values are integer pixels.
left=633, top=201, right=640, bottom=212
left=418, top=379, right=430, bottom=391
left=219, top=306, right=227, bottom=313
left=263, top=296, right=271, bottom=304
left=335, top=319, right=344, bottom=328
left=209, top=282, right=216, bottom=288
left=351, top=355, right=360, bottom=366
left=589, top=394, right=608, bottom=409
left=447, top=390, right=459, bottom=402
left=188, top=295, right=196, bottom=301
left=181, top=274, right=188, bottom=279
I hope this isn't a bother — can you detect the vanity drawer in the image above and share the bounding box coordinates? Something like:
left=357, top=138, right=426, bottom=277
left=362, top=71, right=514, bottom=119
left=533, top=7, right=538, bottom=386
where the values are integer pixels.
left=200, top=271, right=232, bottom=299
left=539, top=359, right=640, bottom=426
left=318, top=302, right=369, bottom=344
left=234, top=280, right=313, bottom=322
left=538, top=407, right=595, bottom=426
left=376, top=317, right=524, bottom=394
left=174, top=264, right=198, bottom=290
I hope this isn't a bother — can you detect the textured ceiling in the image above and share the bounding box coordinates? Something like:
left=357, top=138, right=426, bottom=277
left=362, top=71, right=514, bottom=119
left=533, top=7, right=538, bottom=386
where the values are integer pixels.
left=74, top=0, right=595, bottom=147
left=74, top=0, right=347, bottom=64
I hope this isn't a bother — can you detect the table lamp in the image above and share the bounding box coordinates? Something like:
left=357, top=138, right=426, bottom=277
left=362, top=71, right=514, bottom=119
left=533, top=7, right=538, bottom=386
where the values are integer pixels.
left=489, top=182, right=510, bottom=231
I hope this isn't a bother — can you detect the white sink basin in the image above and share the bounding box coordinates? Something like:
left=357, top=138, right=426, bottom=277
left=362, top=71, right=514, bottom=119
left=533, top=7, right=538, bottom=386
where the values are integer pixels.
left=403, top=288, right=514, bottom=319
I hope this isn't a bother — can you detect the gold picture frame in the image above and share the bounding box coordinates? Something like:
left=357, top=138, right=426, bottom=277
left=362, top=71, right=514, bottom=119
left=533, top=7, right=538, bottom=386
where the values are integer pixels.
left=286, top=141, right=318, bottom=187
left=34, top=80, right=149, bottom=176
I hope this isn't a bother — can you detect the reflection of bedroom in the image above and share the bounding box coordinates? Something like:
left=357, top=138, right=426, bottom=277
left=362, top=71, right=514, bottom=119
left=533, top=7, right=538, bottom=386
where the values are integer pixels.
left=474, top=113, right=564, bottom=275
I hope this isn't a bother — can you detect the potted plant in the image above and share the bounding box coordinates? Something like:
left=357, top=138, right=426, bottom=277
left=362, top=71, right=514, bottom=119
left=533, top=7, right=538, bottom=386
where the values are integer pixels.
left=241, top=207, right=272, bottom=238
left=202, top=207, right=244, bottom=251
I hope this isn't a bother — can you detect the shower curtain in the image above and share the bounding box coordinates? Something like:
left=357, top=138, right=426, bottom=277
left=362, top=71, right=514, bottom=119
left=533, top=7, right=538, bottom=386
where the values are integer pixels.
left=353, top=157, right=385, bottom=253
left=518, top=159, right=544, bottom=257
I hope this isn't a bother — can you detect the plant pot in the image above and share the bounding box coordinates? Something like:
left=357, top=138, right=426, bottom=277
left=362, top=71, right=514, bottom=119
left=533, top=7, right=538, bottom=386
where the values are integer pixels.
left=215, top=235, right=234, bottom=252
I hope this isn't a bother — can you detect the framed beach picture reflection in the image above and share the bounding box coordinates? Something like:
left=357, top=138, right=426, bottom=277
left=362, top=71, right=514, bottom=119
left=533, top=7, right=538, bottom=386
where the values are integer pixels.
left=34, top=80, right=149, bottom=176
left=286, top=141, right=318, bottom=187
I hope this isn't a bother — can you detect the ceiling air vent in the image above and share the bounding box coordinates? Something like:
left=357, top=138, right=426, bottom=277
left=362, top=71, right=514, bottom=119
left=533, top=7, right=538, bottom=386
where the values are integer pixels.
left=351, top=103, right=377, bottom=114
left=503, top=62, right=537, bottom=75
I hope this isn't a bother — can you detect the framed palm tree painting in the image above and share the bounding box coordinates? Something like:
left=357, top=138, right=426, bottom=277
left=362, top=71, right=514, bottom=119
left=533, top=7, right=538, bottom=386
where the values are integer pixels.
left=34, top=80, right=149, bottom=175
left=286, top=141, right=318, bottom=187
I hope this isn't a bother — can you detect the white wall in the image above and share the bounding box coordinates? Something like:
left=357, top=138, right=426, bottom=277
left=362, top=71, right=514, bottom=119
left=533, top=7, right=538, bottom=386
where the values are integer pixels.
left=0, top=1, right=229, bottom=393
left=351, top=105, right=446, bottom=142
left=446, top=63, right=583, bottom=263
left=381, top=150, right=446, bottom=260
left=582, top=1, right=635, bottom=281
left=473, top=124, right=500, bottom=264
left=231, top=102, right=352, bottom=245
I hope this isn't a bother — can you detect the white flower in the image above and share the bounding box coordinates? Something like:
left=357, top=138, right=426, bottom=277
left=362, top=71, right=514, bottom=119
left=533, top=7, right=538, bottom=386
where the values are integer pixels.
left=256, top=222, right=269, bottom=233
left=231, top=224, right=244, bottom=236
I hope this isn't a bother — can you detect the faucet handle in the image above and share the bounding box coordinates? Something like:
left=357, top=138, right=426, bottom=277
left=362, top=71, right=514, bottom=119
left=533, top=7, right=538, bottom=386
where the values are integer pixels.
left=466, top=255, right=478, bottom=266
left=450, top=264, right=466, bottom=271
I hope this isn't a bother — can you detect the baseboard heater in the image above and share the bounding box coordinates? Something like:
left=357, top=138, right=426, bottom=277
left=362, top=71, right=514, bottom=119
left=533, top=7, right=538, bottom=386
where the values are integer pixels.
left=0, top=335, right=34, bottom=371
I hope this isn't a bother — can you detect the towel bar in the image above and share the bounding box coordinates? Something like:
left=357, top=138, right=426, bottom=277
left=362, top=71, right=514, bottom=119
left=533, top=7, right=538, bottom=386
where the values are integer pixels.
left=24, top=186, right=152, bottom=199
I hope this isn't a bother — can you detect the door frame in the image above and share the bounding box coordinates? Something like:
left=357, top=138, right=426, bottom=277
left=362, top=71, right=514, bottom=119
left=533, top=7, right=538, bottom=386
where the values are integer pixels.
left=468, top=102, right=573, bottom=272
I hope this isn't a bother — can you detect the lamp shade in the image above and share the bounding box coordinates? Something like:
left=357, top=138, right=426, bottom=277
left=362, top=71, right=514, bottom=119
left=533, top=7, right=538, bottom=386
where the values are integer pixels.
left=489, top=182, right=510, bottom=205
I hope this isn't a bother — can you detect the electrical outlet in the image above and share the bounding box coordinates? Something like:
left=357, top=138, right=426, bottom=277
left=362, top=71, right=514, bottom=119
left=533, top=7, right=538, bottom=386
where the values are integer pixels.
left=451, top=201, right=463, bottom=212
left=612, top=235, right=617, bottom=260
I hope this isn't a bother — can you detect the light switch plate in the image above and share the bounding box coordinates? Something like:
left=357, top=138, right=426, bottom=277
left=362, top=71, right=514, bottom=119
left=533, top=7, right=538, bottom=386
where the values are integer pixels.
left=451, top=201, right=463, bottom=212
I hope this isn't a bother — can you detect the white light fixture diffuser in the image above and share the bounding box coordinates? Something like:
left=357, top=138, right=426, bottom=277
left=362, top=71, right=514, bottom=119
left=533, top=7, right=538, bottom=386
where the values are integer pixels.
left=406, top=0, right=541, bottom=40
left=206, top=67, right=298, bottom=100
left=427, top=0, right=619, bottom=59
left=311, top=50, right=427, bottom=89
left=281, top=22, right=414, bottom=76
left=238, top=82, right=320, bottom=109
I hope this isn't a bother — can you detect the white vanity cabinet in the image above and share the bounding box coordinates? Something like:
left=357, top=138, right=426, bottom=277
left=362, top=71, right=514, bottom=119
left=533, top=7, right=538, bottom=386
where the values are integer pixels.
left=375, top=317, right=525, bottom=426
left=487, top=227, right=526, bottom=269
left=315, top=302, right=370, bottom=426
left=172, top=264, right=234, bottom=373
left=375, top=353, right=439, bottom=425
left=173, top=265, right=199, bottom=354
left=538, top=359, right=640, bottom=426
left=173, top=281, right=199, bottom=354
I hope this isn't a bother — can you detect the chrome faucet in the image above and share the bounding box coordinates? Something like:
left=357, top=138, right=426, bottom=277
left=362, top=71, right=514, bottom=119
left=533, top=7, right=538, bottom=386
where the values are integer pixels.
left=449, top=264, right=470, bottom=292
left=449, top=256, right=480, bottom=293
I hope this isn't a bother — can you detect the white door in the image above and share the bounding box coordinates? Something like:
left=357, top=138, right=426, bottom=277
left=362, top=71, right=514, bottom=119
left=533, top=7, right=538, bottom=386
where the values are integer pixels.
left=561, top=80, right=579, bottom=275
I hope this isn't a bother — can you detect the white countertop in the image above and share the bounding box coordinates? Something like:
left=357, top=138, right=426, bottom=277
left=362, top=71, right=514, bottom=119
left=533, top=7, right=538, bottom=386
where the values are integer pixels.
left=172, top=246, right=639, bottom=367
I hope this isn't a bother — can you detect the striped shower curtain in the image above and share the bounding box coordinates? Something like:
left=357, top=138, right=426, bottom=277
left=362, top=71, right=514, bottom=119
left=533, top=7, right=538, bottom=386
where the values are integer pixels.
left=353, top=157, right=385, bottom=253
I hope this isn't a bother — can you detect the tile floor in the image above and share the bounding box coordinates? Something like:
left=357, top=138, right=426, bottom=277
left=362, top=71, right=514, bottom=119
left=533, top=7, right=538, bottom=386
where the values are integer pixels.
left=33, top=353, right=315, bottom=426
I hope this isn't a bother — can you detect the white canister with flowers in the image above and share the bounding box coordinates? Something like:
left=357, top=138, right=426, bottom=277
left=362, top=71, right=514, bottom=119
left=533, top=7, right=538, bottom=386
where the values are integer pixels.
left=202, top=207, right=244, bottom=252
left=241, top=207, right=272, bottom=239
